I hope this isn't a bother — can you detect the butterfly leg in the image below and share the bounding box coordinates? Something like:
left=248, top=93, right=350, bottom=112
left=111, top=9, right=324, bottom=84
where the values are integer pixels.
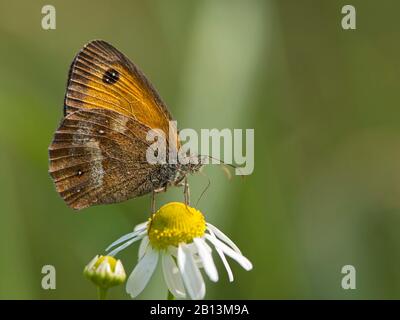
left=183, top=177, right=190, bottom=205
left=151, top=191, right=156, bottom=213
left=150, top=186, right=168, bottom=212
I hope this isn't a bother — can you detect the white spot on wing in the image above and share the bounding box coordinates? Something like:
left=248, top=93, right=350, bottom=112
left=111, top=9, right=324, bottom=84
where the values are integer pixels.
left=87, top=140, right=105, bottom=187
left=73, top=127, right=91, bottom=144
left=111, top=116, right=128, bottom=133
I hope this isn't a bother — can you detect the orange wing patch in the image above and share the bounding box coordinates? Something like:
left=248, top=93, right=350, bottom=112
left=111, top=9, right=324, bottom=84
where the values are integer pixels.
left=64, top=40, right=173, bottom=137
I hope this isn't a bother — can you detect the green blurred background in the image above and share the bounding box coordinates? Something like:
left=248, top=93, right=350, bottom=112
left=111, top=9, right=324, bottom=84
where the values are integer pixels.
left=1, top=0, right=400, bottom=299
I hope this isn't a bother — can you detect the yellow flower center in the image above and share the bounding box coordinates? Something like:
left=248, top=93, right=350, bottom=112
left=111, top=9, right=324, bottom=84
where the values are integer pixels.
left=148, top=202, right=206, bottom=250
left=94, top=255, right=117, bottom=271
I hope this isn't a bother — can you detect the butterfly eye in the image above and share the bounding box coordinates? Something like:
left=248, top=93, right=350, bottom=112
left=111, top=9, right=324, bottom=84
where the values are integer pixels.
left=103, top=68, right=119, bottom=84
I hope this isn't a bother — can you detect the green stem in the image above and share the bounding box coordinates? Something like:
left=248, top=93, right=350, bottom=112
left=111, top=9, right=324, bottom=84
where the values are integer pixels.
left=167, top=290, right=175, bottom=300
left=98, top=287, right=108, bottom=300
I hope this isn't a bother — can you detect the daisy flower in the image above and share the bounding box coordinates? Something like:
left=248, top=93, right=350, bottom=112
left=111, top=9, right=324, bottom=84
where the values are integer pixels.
left=106, top=202, right=253, bottom=300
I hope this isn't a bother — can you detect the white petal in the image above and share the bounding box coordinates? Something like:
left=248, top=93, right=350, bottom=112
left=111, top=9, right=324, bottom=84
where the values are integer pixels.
left=126, top=246, right=159, bottom=298
left=205, top=234, right=252, bottom=271
left=218, top=249, right=234, bottom=282
left=177, top=244, right=205, bottom=300
left=206, top=223, right=242, bottom=254
left=193, top=255, right=203, bottom=267
left=114, top=260, right=125, bottom=276
left=107, top=232, right=136, bottom=250
left=167, top=246, right=178, bottom=258
left=108, top=232, right=146, bottom=257
left=138, top=236, right=150, bottom=260
left=186, top=242, right=198, bottom=253
left=134, top=221, right=148, bottom=231
left=201, top=240, right=213, bottom=253
left=106, top=227, right=146, bottom=252
left=97, top=260, right=111, bottom=275
left=86, top=255, right=99, bottom=270
left=193, top=241, right=211, bottom=267
left=162, top=252, right=186, bottom=299
left=193, top=238, right=218, bottom=282
left=207, top=228, right=234, bottom=282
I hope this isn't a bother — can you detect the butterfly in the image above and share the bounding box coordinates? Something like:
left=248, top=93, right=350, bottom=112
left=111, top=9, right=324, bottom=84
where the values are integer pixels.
left=48, top=40, right=201, bottom=210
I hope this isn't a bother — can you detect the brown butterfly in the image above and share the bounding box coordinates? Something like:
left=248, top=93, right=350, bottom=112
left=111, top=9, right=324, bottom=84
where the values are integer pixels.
left=48, top=40, right=201, bottom=210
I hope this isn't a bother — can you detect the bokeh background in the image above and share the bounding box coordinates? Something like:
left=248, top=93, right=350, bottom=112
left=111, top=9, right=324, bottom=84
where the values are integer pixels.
left=1, top=0, right=400, bottom=299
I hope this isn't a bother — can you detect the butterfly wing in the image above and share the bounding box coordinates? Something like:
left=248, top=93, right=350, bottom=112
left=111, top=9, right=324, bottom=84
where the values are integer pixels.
left=49, top=40, right=178, bottom=210
left=49, top=108, right=170, bottom=210
left=64, top=40, right=174, bottom=137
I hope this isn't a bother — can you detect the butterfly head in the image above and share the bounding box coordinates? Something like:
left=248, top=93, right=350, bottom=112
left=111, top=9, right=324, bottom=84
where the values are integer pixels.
left=170, top=155, right=203, bottom=186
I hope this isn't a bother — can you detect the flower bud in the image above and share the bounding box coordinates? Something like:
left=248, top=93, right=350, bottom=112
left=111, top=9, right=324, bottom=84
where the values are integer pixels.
left=84, top=255, right=126, bottom=289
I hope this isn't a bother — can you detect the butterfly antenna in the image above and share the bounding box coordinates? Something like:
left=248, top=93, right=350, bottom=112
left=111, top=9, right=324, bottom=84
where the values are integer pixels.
left=200, top=154, right=244, bottom=177
left=195, top=171, right=211, bottom=207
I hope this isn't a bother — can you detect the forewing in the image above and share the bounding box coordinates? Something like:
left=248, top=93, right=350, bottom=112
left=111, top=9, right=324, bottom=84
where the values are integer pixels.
left=64, top=40, right=174, bottom=137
